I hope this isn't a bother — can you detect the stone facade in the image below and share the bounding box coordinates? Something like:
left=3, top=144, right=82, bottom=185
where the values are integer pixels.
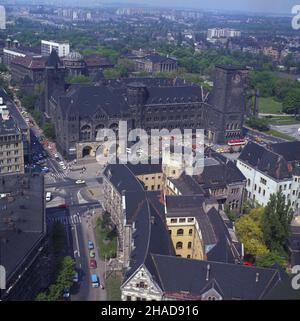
left=39, top=55, right=249, bottom=160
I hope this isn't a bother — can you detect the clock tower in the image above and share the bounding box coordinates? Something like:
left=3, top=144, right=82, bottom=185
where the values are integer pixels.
left=207, top=65, right=249, bottom=144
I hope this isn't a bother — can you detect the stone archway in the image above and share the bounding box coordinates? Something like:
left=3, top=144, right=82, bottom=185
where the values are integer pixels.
left=82, top=146, right=93, bottom=158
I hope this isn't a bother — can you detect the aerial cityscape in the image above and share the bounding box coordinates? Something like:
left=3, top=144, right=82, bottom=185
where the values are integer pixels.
left=1, top=0, right=300, bottom=305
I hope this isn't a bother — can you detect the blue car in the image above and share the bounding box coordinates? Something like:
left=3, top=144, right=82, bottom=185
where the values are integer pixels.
left=88, top=241, right=94, bottom=250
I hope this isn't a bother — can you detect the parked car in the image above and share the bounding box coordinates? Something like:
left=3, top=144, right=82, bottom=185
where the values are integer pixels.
left=73, top=272, right=79, bottom=283
left=63, top=288, right=70, bottom=299
left=88, top=241, right=94, bottom=250
left=89, top=259, right=97, bottom=269
left=89, top=250, right=95, bottom=258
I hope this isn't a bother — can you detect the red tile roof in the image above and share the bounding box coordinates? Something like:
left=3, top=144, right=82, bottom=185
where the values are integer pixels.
left=11, top=55, right=47, bottom=69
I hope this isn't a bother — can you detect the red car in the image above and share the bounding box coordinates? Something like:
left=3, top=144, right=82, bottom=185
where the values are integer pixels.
left=89, top=259, right=97, bottom=269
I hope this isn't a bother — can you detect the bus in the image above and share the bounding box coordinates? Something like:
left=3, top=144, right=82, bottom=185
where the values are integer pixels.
left=91, top=274, right=100, bottom=288
left=228, top=138, right=246, bottom=147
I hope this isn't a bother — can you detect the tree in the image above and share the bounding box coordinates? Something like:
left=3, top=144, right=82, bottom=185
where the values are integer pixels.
left=262, top=191, right=293, bottom=253
left=246, top=117, right=270, bottom=132
left=256, top=250, right=288, bottom=268
left=282, top=88, right=300, bottom=116
left=235, top=207, right=269, bottom=258
left=66, top=74, right=90, bottom=84
left=43, top=122, right=55, bottom=140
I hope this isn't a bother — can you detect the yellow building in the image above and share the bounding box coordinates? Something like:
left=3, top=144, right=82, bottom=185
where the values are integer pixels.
left=136, top=172, right=163, bottom=191
left=166, top=215, right=204, bottom=260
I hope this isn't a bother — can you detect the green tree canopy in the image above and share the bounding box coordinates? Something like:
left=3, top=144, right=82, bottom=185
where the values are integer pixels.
left=262, top=191, right=293, bottom=253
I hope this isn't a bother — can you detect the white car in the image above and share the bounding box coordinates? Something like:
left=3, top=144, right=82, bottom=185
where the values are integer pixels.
left=62, top=165, right=67, bottom=170
left=75, top=179, right=85, bottom=184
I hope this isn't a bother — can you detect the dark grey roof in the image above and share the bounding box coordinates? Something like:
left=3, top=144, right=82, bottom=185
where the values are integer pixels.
left=103, top=164, right=144, bottom=195
left=239, top=141, right=295, bottom=180
left=0, top=174, right=45, bottom=281
left=151, top=254, right=283, bottom=300
left=0, top=89, right=28, bottom=131
left=46, top=49, right=63, bottom=68
left=194, top=158, right=246, bottom=190
left=169, top=175, right=205, bottom=196
left=124, top=191, right=175, bottom=283
left=216, top=64, right=248, bottom=71
left=125, top=162, right=162, bottom=176
left=271, top=142, right=300, bottom=162
left=206, top=207, right=242, bottom=264
left=145, top=53, right=177, bottom=64
left=146, top=86, right=202, bottom=104
left=165, top=195, right=242, bottom=263
left=166, top=195, right=217, bottom=247
left=0, top=117, right=20, bottom=136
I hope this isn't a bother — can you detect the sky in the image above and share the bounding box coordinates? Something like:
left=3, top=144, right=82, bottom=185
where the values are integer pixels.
left=100, top=0, right=299, bottom=14
left=12, top=0, right=299, bottom=15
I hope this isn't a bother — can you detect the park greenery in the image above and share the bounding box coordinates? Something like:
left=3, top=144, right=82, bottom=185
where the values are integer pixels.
left=65, top=74, right=91, bottom=84
left=36, top=222, right=76, bottom=301
left=95, top=212, right=117, bottom=260
left=235, top=191, right=292, bottom=268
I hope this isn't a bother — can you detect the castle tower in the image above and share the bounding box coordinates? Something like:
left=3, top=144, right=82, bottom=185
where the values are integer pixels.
left=207, top=65, right=249, bottom=144
left=44, top=50, right=65, bottom=117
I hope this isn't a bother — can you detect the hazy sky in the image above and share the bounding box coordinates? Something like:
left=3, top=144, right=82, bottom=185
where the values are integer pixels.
left=12, top=0, right=299, bottom=14
left=100, top=0, right=298, bottom=14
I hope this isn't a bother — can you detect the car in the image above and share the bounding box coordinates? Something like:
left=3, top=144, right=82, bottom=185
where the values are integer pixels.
left=45, top=192, right=51, bottom=202
left=59, top=161, right=64, bottom=166
left=75, top=179, right=85, bottom=184
left=89, top=259, right=97, bottom=269
left=89, top=250, right=95, bottom=258
left=62, top=165, right=67, bottom=170
left=42, top=167, right=49, bottom=173
left=88, top=241, right=94, bottom=250
left=91, top=274, right=99, bottom=288
left=73, top=272, right=79, bottom=283
left=63, top=288, right=70, bottom=299
left=54, top=153, right=59, bottom=158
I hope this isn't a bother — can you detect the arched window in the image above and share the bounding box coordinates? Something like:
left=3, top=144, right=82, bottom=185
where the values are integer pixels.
left=176, top=242, right=183, bottom=250
left=95, top=124, right=105, bottom=139
left=188, top=242, right=192, bottom=249
left=80, top=124, right=91, bottom=141
left=177, top=229, right=184, bottom=236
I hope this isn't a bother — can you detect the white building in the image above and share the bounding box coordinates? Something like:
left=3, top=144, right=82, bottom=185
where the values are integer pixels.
left=207, top=28, right=241, bottom=41
left=237, top=141, right=300, bottom=213
left=0, top=5, right=6, bottom=30
left=41, top=40, right=70, bottom=57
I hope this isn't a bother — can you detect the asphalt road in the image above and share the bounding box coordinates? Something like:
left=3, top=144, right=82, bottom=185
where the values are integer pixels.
left=27, top=119, right=107, bottom=300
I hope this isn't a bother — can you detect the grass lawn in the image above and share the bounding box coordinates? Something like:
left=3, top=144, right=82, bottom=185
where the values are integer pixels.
left=263, top=116, right=300, bottom=126
left=259, top=97, right=283, bottom=114
left=105, top=271, right=122, bottom=301
left=94, top=217, right=117, bottom=260
left=266, top=129, right=297, bottom=141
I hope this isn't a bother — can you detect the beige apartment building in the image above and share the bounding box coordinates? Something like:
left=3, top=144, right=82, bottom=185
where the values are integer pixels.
left=0, top=107, right=24, bottom=176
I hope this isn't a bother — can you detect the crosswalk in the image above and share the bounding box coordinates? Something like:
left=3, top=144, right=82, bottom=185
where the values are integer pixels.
left=46, top=170, right=70, bottom=182
left=47, top=213, right=82, bottom=226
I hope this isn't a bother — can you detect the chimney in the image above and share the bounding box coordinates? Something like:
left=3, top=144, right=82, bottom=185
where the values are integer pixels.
left=206, top=264, right=211, bottom=281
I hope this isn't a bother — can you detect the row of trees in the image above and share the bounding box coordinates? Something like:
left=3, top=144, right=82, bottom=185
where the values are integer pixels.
left=36, top=256, right=75, bottom=301
left=235, top=191, right=293, bottom=268
left=36, top=222, right=75, bottom=301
